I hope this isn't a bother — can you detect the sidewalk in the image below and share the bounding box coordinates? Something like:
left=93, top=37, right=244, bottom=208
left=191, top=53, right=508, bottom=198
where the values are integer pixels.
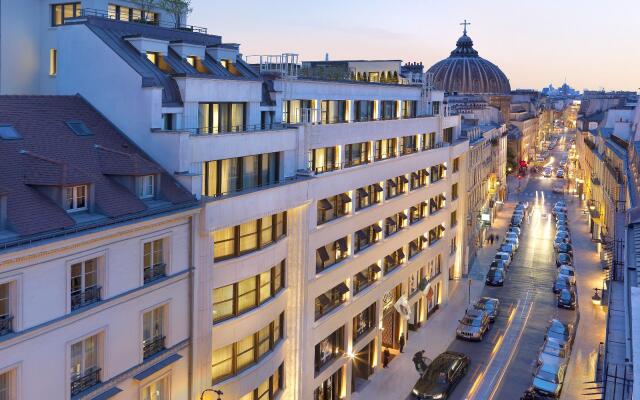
left=352, top=202, right=514, bottom=400
left=560, top=203, right=607, bottom=399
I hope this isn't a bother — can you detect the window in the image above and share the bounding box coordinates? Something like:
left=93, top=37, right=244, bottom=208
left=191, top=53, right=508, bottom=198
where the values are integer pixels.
left=410, top=202, right=428, bottom=224
left=374, top=138, right=397, bottom=161
left=146, top=52, right=159, bottom=66
left=450, top=210, right=458, bottom=227
left=212, top=261, right=285, bottom=322
left=70, top=258, right=100, bottom=310
left=429, top=194, right=446, bottom=214
left=386, top=175, right=407, bottom=199
left=310, top=146, right=338, bottom=173
left=0, top=369, right=15, bottom=400
left=409, top=236, right=426, bottom=258
left=353, top=264, right=380, bottom=294
left=428, top=224, right=446, bottom=246
left=141, top=375, right=169, bottom=400
left=70, top=335, right=100, bottom=396
left=314, top=369, right=342, bottom=400
left=143, top=307, right=165, bottom=359
left=51, top=2, right=81, bottom=26
left=138, top=175, right=155, bottom=199
left=66, top=120, right=92, bottom=136
left=320, top=100, right=347, bottom=124
left=401, top=100, right=416, bottom=118
left=282, top=100, right=313, bottom=124
left=354, top=223, right=381, bottom=253
left=238, top=363, right=284, bottom=400
left=64, top=185, right=87, bottom=212
left=452, top=183, right=459, bottom=200
left=314, top=327, right=344, bottom=375
left=354, top=100, right=375, bottom=121
left=410, top=169, right=429, bottom=190
left=108, top=4, right=158, bottom=23
left=212, top=314, right=284, bottom=383
left=143, top=238, right=166, bottom=283
left=49, top=48, right=57, bottom=76
left=430, top=164, right=446, bottom=183
left=400, top=135, right=418, bottom=155
left=202, top=153, right=280, bottom=197
left=353, top=303, right=376, bottom=342
left=444, top=127, right=454, bottom=144
left=0, top=125, right=21, bottom=140
left=199, top=102, right=246, bottom=134
left=344, top=142, right=370, bottom=167
left=423, top=132, right=437, bottom=150
left=384, top=248, right=405, bottom=274
left=453, top=157, right=460, bottom=173
left=316, top=237, right=349, bottom=273
left=212, top=213, right=287, bottom=261
left=380, top=101, right=397, bottom=120
left=315, top=282, right=349, bottom=320
left=0, top=282, right=12, bottom=336
left=317, top=193, right=351, bottom=225
left=355, top=183, right=382, bottom=211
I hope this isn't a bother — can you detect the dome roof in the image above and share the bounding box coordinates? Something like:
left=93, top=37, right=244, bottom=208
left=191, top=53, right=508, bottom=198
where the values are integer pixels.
left=427, top=27, right=511, bottom=95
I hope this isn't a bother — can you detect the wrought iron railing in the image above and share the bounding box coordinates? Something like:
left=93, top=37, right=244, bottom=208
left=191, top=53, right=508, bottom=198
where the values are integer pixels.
left=0, top=314, right=13, bottom=336
left=79, top=8, right=208, bottom=34
left=143, top=335, right=166, bottom=359
left=71, top=286, right=102, bottom=310
left=143, top=263, right=166, bottom=284
left=70, top=368, right=101, bottom=396
left=165, top=123, right=289, bottom=136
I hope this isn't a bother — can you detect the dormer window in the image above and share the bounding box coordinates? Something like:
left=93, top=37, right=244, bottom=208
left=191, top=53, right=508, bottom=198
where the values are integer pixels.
left=146, top=52, right=159, bottom=65
left=220, top=59, right=241, bottom=77
left=146, top=52, right=174, bottom=73
left=138, top=175, right=155, bottom=199
left=186, top=56, right=197, bottom=67
left=187, top=55, right=209, bottom=73
left=64, top=185, right=87, bottom=212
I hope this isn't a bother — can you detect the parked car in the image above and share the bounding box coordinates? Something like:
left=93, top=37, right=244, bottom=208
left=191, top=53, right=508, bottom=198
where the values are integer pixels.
left=555, top=213, right=568, bottom=222
left=556, top=253, right=573, bottom=267
left=495, top=252, right=512, bottom=267
left=490, top=259, right=507, bottom=271
left=511, top=216, right=523, bottom=227
left=537, top=338, right=569, bottom=366
left=555, top=201, right=567, bottom=208
left=556, top=221, right=570, bottom=231
left=474, top=297, right=500, bottom=322
left=553, top=276, right=571, bottom=294
left=552, top=205, right=567, bottom=215
left=555, top=231, right=571, bottom=242
left=558, top=265, right=576, bottom=285
left=531, top=358, right=567, bottom=399
left=556, top=226, right=570, bottom=235
left=556, top=243, right=573, bottom=256
left=508, top=226, right=522, bottom=236
left=518, top=201, right=530, bottom=210
left=556, top=169, right=565, bottom=179
left=545, top=319, right=574, bottom=349
left=499, top=242, right=516, bottom=256
left=553, top=237, right=570, bottom=250
left=486, top=268, right=505, bottom=286
left=543, top=167, right=553, bottom=177
left=505, top=237, right=519, bottom=251
left=456, top=309, right=490, bottom=341
left=506, top=231, right=520, bottom=242
left=557, top=288, right=577, bottom=310
left=411, top=351, right=470, bottom=400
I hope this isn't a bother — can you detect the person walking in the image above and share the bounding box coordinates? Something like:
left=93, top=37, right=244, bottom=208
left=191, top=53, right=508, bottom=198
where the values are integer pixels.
left=383, top=348, right=390, bottom=368
left=495, top=234, right=499, bottom=243
left=489, top=234, right=494, bottom=245
left=399, top=335, right=406, bottom=353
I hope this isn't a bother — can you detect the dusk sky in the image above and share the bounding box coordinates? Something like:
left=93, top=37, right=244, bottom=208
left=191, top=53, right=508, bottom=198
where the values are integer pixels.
left=189, top=0, right=640, bottom=92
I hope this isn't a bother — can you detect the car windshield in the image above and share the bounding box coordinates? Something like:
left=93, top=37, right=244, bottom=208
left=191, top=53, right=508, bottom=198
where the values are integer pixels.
left=489, top=270, right=503, bottom=278
left=462, top=317, right=482, bottom=326
left=560, top=290, right=573, bottom=300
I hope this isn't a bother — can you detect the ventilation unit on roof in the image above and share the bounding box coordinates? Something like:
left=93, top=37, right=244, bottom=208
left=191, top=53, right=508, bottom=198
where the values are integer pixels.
left=0, top=124, right=21, bottom=140
left=66, top=121, right=93, bottom=136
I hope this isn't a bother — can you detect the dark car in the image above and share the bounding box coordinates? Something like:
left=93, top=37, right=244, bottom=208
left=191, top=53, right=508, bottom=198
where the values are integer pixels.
left=474, top=297, right=500, bottom=322
left=556, top=253, right=573, bottom=268
left=412, top=351, right=470, bottom=399
left=490, top=259, right=508, bottom=272
left=486, top=268, right=505, bottom=286
left=556, top=243, right=573, bottom=256
left=557, top=288, right=577, bottom=310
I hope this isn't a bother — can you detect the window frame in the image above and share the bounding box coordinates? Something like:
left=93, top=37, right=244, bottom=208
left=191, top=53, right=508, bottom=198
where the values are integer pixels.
left=64, top=184, right=88, bottom=213
left=213, top=213, right=287, bottom=262
left=51, top=2, right=82, bottom=26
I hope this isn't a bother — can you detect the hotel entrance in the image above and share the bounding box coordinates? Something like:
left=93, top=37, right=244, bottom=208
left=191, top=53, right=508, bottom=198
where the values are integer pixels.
left=381, top=285, right=402, bottom=349
left=351, top=340, right=375, bottom=392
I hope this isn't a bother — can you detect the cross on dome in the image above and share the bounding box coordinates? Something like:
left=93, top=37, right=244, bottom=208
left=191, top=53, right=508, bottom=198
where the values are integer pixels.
left=460, top=19, right=471, bottom=35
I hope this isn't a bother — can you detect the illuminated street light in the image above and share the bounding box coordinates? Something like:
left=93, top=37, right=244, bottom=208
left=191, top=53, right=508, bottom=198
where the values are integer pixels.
left=592, top=288, right=602, bottom=306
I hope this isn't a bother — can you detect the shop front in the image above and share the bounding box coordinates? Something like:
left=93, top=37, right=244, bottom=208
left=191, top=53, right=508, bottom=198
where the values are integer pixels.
left=314, top=367, right=343, bottom=400
left=351, top=340, right=375, bottom=393
left=381, top=285, right=402, bottom=350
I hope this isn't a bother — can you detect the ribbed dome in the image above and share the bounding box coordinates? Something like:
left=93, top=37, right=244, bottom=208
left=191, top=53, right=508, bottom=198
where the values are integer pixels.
left=427, top=28, right=511, bottom=95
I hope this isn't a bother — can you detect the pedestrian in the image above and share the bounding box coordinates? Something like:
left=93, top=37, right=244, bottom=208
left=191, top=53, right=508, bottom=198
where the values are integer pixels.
left=383, top=348, right=390, bottom=368
left=399, top=335, right=405, bottom=353
left=413, top=350, right=428, bottom=376
left=495, top=234, right=499, bottom=243
left=489, top=234, right=494, bottom=245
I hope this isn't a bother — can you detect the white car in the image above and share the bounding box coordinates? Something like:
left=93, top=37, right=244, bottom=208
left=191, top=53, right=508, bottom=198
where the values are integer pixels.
left=543, top=167, right=553, bottom=177
left=495, top=252, right=512, bottom=267
left=505, top=236, right=519, bottom=250
left=558, top=265, right=576, bottom=285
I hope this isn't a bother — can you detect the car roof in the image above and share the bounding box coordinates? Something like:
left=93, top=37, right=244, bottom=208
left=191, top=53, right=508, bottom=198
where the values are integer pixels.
left=465, top=308, right=485, bottom=318
left=478, top=297, right=498, bottom=304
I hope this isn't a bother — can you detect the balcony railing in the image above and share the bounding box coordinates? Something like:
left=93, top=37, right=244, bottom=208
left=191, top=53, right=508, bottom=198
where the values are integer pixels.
left=71, top=286, right=102, bottom=311
left=79, top=8, right=208, bottom=34
left=303, top=113, right=436, bottom=126
left=143, top=335, right=166, bottom=359
left=0, top=314, right=13, bottom=336
left=158, top=123, right=289, bottom=136
left=70, top=368, right=101, bottom=396
left=143, top=263, right=166, bottom=284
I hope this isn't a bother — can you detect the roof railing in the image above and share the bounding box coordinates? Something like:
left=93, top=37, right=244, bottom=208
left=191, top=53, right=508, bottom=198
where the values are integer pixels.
left=77, top=8, right=208, bottom=34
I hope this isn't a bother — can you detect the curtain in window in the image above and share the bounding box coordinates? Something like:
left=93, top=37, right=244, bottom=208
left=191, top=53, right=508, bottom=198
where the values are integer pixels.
left=213, top=227, right=235, bottom=260
left=211, top=344, right=234, bottom=381
left=235, top=335, right=256, bottom=370
left=239, top=220, right=258, bottom=253
left=237, top=277, right=257, bottom=312
left=212, top=284, right=234, bottom=321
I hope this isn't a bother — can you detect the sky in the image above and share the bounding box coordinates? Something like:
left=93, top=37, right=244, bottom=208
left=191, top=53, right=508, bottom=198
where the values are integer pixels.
left=189, top=0, right=640, bottom=92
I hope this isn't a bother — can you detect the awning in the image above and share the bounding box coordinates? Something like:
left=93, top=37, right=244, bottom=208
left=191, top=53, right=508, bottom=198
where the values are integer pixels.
left=357, top=188, right=369, bottom=198
left=411, top=172, right=420, bottom=180
left=373, top=183, right=383, bottom=192
left=422, top=169, right=430, bottom=176
left=339, top=193, right=352, bottom=203
left=356, top=230, right=367, bottom=240
left=410, top=241, right=420, bottom=252
left=372, top=224, right=382, bottom=233
left=335, top=237, right=348, bottom=252
left=355, top=272, right=368, bottom=282
left=421, top=234, right=428, bottom=242
left=399, top=175, right=408, bottom=184
left=397, top=248, right=405, bottom=260
left=134, top=353, right=182, bottom=381
left=442, top=165, right=448, bottom=171
left=317, top=246, right=330, bottom=261
left=318, top=198, right=333, bottom=210
left=370, top=264, right=382, bottom=273
left=398, top=213, right=407, bottom=221
left=336, top=282, right=350, bottom=295
left=387, top=179, right=397, bottom=188
left=317, top=294, right=331, bottom=306
left=385, top=255, right=395, bottom=264
left=386, top=217, right=397, bottom=227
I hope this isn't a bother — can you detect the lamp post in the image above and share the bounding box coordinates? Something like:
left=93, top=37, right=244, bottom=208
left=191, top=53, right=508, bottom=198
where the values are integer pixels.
left=200, top=389, right=224, bottom=400
left=592, top=288, right=602, bottom=306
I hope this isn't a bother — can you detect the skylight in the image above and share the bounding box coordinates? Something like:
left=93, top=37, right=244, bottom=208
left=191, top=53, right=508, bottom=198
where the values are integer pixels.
left=0, top=124, right=21, bottom=140
left=66, top=120, right=93, bottom=136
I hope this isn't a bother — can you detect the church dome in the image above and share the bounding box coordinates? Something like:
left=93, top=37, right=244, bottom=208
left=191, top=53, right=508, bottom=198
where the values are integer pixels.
left=426, top=24, right=511, bottom=95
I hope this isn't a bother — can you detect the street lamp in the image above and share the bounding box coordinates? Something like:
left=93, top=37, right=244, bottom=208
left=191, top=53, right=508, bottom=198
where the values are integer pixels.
left=201, top=389, right=224, bottom=400
left=592, top=288, right=602, bottom=306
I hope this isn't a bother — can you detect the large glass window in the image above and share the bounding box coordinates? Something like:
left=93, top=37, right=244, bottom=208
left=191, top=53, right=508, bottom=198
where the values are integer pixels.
left=386, top=175, right=407, bottom=199
left=212, top=212, right=287, bottom=261
left=314, top=368, right=342, bottom=400
left=238, top=363, right=285, bottom=400
left=353, top=264, right=380, bottom=294
left=51, top=2, right=81, bottom=26
left=143, top=238, right=166, bottom=283
left=316, top=237, right=349, bottom=273
left=108, top=4, right=158, bottom=23
left=354, top=100, right=375, bottom=121
left=400, top=135, right=419, bottom=155
left=142, top=307, right=165, bottom=359
left=70, top=335, right=100, bottom=395
left=141, top=375, right=169, bottom=400
left=315, top=282, right=349, bottom=320
left=212, top=314, right=284, bottom=383
left=320, top=100, right=347, bottom=124
left=355, top=183, right=382, bottom=210
left=199, top=102, right=246, bottom=134
left=354, top=223, right=381, bottom=253
left=0, top=369, right=15, bottom=400
left=374, top=138, right=397, bottom=161
left=384, top=248, right=405, bottom=274
left=70, top=258, right=100, bottom=310
left=212, top=261, right=286, bottom=322
left=353, top=303, right=376, bottom=342
left=310, top=147, right=338, bottom=173
left=344, top=142, right=370, bottom=167
left=314, top=327, right=344, bottom=375
left=401, top=100, right=416, bottom=118
left=283, top=100, right=312, bottom=124
left=0, top=282, right=11, bottom=336
left=380, top=101, right=397, bottom=120
left=64, top=185, right=87, bottom=212
left=203, top=153, right=280, bottom=197
left=317, top=193, right=351, bottom=225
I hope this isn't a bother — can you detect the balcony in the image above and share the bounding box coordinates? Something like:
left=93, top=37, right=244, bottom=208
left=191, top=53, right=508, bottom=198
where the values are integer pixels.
left=78, top=8, right=208, bottom=34
left=0, top=314, right=13, bottom=336
left=71, top=286, right=102, bottom=311
left=70, top=368, right=101, bottom=396
left=163, top=123, right=289, bottom=137
left=143, top=263, right=166, bottom=284
left=143, top=335, right=166, bottom=359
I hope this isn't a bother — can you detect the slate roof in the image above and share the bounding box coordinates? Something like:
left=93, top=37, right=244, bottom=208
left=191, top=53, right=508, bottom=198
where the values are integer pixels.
left=66, top=16, right=260, bottom=106
left=0, top=95, right=196, bottom=240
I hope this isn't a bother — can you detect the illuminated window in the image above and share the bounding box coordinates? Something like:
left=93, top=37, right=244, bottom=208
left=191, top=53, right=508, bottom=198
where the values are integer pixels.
left=141, top=375, right=169, bottom=400
left=51, top=2, right=81, bottom=26
left=186, top=56, right=197, bottom=66
left=49, top=49, right=57, bottom=76
left=146, top=52, right=159, bottom=66
left=64, top=185, right=87, bottom=212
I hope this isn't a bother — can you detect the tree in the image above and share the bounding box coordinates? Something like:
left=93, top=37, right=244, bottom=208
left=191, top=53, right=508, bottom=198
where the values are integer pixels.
left=157, top=0, right=192, bottom=28
left=130, top=0, right=157, bottom=13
